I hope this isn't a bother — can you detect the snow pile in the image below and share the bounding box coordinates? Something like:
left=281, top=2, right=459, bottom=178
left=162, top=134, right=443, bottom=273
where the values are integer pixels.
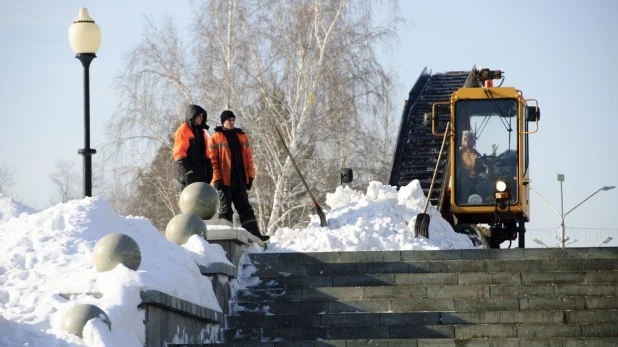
left=0, top=197, right=227, bottom=346
left=0, top=193, right=37, bottom=222
left=267, top=180, right=475, bottom=252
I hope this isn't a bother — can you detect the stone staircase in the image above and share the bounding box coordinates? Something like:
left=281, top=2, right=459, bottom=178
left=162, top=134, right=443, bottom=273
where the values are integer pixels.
left=175, top=247, right=618, bottom=346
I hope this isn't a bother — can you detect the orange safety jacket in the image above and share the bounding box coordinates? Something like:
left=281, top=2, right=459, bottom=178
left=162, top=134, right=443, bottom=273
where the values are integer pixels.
left=459, top=145, right=481, bottom=175
left=209, top=128, right=255, bottom=186
left=173, top=123, right=210, bottom=161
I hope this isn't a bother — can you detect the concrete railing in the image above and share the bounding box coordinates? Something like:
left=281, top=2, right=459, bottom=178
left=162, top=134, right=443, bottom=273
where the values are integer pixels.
left=140, top=289, right=223, bottom=345
left=139, top=225, right=262, bottom=345
left=60, top=224, right=262, bottom=346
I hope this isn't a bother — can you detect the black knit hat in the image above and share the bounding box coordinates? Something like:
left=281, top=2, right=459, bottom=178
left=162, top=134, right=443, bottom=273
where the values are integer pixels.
left=220, top=110, right=236, bottom=124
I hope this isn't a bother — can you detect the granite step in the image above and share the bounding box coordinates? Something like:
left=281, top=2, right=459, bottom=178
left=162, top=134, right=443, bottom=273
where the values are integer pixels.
left=236, top=283, right=618, bottom=302
left=248, top=248, right=617, bottom=265
left=221, top=321, right=618, bottom=341
left=173, top=336, right=618, bottom=346
left=226, top=310, right=618, bottom=329
left=243, top=258, right=618, bottom=277
left=231, top=296, right=616, bottom=315
left=238, top=271, right=618, bottom=289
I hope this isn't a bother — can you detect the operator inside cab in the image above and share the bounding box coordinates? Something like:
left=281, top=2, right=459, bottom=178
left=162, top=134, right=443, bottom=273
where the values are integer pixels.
left=456, top=127, right=519, bottom=206
left=456, top=130, right=490, bottom=205
left=459, top=130, right=485, bottom=176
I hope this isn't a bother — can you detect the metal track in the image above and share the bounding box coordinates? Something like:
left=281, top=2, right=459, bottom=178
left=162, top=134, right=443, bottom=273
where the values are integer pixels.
left=389, top=68, right=474, bottom=209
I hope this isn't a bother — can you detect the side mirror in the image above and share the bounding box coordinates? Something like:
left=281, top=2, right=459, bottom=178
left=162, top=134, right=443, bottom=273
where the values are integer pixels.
left=527, top=106, right=540, bottom=122
left=341, top=168, right=353, bottom=184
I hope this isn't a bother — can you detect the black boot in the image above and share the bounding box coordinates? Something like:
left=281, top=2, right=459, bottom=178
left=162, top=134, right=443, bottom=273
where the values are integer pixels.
left=257, top=234, right=270, bottom=242
left=240, top=215, right=268, bottom=242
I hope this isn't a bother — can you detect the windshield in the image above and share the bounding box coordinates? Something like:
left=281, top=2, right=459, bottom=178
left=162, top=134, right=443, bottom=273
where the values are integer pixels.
left=454, top=99, right=519, bottom=206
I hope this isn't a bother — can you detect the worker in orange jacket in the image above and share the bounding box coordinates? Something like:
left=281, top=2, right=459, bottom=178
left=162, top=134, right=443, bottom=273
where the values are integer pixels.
left=173, top=104, right=213, bottom=188
left=209, top=110, right=269, bottom=242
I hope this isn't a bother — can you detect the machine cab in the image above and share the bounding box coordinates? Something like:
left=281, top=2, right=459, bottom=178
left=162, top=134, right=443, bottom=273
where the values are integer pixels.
left=454, top=97, right=520, bottom=207
left=426, top=68, right=540, bottom=247
left=433, top=84, right=539, bottom=224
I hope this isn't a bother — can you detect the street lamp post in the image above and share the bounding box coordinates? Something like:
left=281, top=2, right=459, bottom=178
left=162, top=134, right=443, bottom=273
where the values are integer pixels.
left=531, top=182, right=615, bottom=248
left=598, top=237, right=613, bottom=247
left=557, top=174, right=565, bottom=248
left=68, top=8, right=101, bottom=197
left=533, top=239, right=549, bottom=248
left=534, top=237, right=577, bottom=248
left=560, top=185, right=615, bottom=247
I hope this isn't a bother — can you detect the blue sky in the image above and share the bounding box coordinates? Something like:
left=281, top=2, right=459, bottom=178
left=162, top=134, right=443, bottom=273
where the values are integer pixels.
left=1, top=0, right=616, bottom=247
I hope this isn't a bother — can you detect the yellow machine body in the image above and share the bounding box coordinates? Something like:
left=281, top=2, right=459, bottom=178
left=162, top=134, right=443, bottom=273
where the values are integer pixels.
left=431, top=79, right=540, bottom=247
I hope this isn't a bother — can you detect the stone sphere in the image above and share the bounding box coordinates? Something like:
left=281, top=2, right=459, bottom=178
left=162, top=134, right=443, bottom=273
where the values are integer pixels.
left=179, top=182, right=219, bottom=220
left=93, top=233, right=141, bottom=272
left=165, top=213, right=207, bottom=245
left=60, top=304, right=111, bottom=338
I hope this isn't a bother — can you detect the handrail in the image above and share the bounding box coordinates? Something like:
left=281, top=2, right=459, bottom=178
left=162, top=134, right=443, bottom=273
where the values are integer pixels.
left=522, top=99, right=539, bottom=134
left=423, top=122, right=451, bottom=215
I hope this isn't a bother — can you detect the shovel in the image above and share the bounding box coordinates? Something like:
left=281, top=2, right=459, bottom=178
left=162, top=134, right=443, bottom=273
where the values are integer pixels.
left=414, top=121, right=450, bottom=238
left=275, top=126, right=327, bottom=227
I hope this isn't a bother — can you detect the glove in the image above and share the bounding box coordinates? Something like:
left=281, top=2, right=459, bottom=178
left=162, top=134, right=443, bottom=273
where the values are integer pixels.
left=179, top=159, right=193, bottom=174
left=177, top=159, right=193, bottom=184
left=246, top=177, right=254, bottom=191
left=213, top=180, right=223, bottom=191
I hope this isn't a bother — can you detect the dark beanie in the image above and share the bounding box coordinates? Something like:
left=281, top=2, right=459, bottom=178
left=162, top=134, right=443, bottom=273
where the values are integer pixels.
left=220, top=110, right=236, bottom=124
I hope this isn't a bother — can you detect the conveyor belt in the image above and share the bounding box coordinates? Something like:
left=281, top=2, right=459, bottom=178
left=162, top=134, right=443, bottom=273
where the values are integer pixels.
left=389, top=68, right=476, bottom=209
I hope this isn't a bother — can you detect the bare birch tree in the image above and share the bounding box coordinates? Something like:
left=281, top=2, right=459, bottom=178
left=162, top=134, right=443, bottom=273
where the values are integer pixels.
left=106, top=0, right=402, bottom=232
left=49, top=159, right=80, bottom=204
left=239, top=0, right=402, bottom=232
left=0, top=163, right=15, bottom=194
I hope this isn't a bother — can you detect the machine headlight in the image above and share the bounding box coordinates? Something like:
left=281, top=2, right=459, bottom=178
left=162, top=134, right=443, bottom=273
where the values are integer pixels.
left=495, top=180, right=507, bottom=192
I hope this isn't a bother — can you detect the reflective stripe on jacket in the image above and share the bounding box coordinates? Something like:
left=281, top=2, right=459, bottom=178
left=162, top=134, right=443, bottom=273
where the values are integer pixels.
left=209, top=129, right=255, bottom=186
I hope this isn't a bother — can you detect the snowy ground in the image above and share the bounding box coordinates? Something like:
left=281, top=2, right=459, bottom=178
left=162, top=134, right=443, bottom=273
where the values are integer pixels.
left=0, top=181, right=474, bottom=346
left=0, top=196, right=229, bottom=346
left=265, top=181, right=474, bottom=252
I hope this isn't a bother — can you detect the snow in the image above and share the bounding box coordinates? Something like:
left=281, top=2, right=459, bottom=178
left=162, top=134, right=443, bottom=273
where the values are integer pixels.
left=0, top=197, right=228, bottom=346
left=265, top=181, right=474, bottom=252
left=0, top=180, right=474, bottom=346
left=0, top=193, right=37, bottom=222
